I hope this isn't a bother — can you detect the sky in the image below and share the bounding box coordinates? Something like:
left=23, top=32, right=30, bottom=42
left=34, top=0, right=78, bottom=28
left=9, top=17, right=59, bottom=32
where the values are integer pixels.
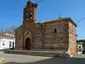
left=0, top=0, right=85, bottom=40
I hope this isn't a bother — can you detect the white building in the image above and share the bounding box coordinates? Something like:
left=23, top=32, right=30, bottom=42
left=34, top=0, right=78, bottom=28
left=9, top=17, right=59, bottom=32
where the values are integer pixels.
left=0, top=33, right=15, bottom=50
left=77, top=42, right=83, bottom=54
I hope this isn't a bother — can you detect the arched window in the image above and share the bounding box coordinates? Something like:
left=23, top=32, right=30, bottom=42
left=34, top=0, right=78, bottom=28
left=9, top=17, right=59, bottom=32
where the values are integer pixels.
left=54, top=28, right=57, bottom=33
left=26, top=12, right=28, bottom=15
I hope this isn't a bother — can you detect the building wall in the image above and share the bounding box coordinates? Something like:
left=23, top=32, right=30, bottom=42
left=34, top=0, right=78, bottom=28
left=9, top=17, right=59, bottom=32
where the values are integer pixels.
left=0, top=38, right=15, bottom=50
left=68, top=21, right=77, bottom=55
left=34, top=23, right=44, bottom=49
left=34, top=20, right=69, bottom=50
left=15, top=21, right=36, bottom=50
left=15, top=0, right=77, bottom=56
left=15, top=26, right=24, bottom=50
left=15, top=19, right=77, bottom=55
left=43, top=20, right=68, bottom=50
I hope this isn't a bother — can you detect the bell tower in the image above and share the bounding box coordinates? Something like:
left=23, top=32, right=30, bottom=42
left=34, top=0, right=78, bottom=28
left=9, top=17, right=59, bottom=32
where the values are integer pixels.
left=23, top=0, right=37, bottom=23
left=22, top=0, right=38, bottom=49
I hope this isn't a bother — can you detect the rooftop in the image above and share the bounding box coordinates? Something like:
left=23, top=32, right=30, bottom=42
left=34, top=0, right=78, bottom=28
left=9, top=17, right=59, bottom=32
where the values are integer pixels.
left=42, top=18, right=77, bottom=27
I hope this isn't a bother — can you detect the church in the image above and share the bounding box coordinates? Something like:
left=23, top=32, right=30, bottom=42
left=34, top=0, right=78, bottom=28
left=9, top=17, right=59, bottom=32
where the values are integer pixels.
left=15, top=0, right=77, bottom=55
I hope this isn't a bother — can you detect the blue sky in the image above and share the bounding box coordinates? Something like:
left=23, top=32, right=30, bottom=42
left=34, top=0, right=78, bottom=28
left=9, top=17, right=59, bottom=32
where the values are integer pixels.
left=0, top=0, right=85, bottom=40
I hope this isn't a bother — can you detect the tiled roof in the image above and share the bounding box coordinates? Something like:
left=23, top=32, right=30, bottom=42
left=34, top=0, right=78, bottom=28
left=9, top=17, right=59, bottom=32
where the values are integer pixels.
left=43, top=18, right=77, bottom=27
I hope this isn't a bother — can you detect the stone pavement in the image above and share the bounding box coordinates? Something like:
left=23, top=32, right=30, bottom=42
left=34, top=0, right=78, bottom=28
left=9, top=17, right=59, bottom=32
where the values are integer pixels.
left=0, top=51, right=85, bottom=64
left=0, top=51, right=51, bottom=64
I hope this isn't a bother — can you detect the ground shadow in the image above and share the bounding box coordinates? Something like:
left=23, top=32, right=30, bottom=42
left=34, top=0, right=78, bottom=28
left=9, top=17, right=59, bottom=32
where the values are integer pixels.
left=3, top=57, right=85, bottom=64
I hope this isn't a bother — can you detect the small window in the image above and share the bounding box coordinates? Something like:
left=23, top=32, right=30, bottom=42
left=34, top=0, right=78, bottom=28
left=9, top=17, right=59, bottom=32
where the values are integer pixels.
left=79, top=46, right=81, bottom=48
left=3, top=43, right=4, bottom=46
left=30, top=17, right=32, bottom=19
left=13, top=42, right=15, bottom=48
left=26, top=12, right=28, bottom=15
left=54, top=28, right=57, bottom=33
left=9, top=41, right=11, bottom=48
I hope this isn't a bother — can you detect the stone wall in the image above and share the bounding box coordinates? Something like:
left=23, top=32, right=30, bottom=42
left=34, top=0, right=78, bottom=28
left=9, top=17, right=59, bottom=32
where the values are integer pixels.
left=15, top=26, right=24, bottom=50
left=43, top=20, right=68, bottom=50
left=34, top=23, right=44, bottom=49
left=68, top=21, right=77, bottom=55
left=15, top=18, right=77, bottom=56
left=35, top=24, right=42, bottom=49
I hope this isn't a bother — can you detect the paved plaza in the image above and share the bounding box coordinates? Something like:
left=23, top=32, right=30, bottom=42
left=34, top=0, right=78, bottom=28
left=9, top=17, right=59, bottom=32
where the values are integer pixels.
left=0, top=51, right=85, bottom=64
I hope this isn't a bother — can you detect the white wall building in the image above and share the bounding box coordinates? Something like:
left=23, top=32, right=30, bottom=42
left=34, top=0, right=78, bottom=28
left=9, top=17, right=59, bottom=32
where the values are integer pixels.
left=77, top=42, right=83, bottom=54
left=0, top=33, right=15, bottom=50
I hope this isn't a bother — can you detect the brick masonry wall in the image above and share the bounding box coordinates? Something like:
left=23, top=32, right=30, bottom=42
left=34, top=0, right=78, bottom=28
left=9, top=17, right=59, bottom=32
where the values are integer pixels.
left=15, top=18, right=77, bottom=56
left=68, top=21, right=77, bottom=55
left=34, top=20, right=69, bottom=50
left=15, top=26, right=24, bottom=50
left=34, top=23, right=44, bottom=49
left=43, top=21, right=68, bottom=50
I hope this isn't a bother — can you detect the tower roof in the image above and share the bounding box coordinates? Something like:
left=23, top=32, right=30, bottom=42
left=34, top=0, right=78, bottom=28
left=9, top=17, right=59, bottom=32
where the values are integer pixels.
left=26, top=0, right=38, bottom=7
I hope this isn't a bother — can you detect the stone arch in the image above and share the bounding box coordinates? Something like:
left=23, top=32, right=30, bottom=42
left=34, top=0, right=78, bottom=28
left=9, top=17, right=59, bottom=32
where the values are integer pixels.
left=23, top=30, right=32, bottom=50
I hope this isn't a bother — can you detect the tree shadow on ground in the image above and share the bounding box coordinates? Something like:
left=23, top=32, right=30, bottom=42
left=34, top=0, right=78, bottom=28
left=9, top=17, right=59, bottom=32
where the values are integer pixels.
left=3, top=57, right=85, bottom=64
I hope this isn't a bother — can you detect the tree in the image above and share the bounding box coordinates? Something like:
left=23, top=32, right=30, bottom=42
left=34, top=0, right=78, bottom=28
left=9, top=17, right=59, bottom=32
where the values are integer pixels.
left=0, top=28, right=5, bottom=38
left=5, top=26, right=16, bottom=34
left=78, top=39, right=85, bottom=44
left=0, top=26, right=16, bottom=37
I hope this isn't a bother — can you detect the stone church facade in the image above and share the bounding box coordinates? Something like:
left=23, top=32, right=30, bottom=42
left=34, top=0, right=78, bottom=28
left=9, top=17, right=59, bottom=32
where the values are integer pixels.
left=15, top=0, right=77, bottom=55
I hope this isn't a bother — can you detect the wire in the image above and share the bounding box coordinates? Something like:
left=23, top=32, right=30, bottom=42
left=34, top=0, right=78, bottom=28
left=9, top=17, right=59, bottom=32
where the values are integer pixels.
left=76, top=18, right=85, bottom=24
left=1, top=5, right=25, bottom=12
left=35, top=0, right=44, bottom=4
left=0, top=0, right=44, bottom=12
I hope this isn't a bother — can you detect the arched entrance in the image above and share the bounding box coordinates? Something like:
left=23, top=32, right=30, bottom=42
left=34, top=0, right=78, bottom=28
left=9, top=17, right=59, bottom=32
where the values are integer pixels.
left=25, top=38, right=31, bottom=50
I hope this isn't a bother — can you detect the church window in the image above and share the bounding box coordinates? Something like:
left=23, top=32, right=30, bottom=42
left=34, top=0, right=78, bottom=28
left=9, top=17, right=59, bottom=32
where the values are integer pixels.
left=54, top=28, right=57, bottom=33
left=30, top=17, right=32, bottom=19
